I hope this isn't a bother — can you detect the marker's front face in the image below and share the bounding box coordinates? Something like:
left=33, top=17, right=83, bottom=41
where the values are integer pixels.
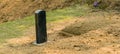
left=35, top=10, right=47, bottom=44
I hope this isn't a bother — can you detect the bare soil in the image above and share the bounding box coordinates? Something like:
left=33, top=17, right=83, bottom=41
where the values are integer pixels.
left=0, top=0, right=76, bottom=23
left=0, top=0, right=120, bottom=23
left=0, top=11, right=120, bottom=54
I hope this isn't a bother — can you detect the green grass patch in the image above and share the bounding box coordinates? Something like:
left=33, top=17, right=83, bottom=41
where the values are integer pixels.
left=0, top=5, right=89, bottom=43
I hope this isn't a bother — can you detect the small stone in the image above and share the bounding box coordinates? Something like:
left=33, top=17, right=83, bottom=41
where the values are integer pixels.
left=74, top=47, right=81, bottom=51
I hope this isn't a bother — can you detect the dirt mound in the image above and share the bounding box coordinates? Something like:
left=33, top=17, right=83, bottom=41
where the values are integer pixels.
left=0, top=0, right=76, bottom=23
left=60, top=11, right=120, bottom=36
left=60, top=17, right=111, bottom=36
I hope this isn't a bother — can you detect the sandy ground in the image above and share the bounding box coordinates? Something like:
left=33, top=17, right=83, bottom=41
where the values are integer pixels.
left=0, top=11, right=120, bottom=54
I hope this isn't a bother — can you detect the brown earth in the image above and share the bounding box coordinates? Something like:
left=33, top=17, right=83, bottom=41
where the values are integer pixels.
left=0, top=11, right=120, bottom=54
left=0, top=0, right=76, bottom=23
left=0, top=0, right=120, bottom=23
